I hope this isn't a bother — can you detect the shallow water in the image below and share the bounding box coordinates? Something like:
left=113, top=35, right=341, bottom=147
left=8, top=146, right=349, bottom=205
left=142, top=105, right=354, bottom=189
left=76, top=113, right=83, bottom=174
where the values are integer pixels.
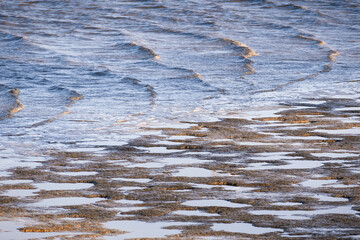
left=0, top=220, right=79, bottom=240
left=1, top=0, right=359, bottom=238
left=172, top=167, right=218, bottom=178
left=250, top=205, right=359, bottom=220
left=211, top=222, right=283, bottom=235
left=29, top=197, right=103, bottom=208
left=173, top=210, right=220, bottom=217
left=103, top=221, right=196, bottom=239
left=182, top=199, right=251, bottom=208
left=1, top=0, right=359, bottom=161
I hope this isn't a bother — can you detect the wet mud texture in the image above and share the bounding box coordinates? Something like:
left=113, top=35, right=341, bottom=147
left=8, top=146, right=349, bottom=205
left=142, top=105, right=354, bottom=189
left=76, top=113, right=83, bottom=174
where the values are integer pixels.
left=0, top=97, right=359, bottom=239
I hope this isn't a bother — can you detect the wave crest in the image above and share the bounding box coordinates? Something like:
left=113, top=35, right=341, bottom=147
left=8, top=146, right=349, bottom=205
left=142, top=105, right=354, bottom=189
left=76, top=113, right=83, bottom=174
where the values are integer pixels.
left=0, top=88, right=24, bottom=120
left=221, top=38, right=259, bottom=58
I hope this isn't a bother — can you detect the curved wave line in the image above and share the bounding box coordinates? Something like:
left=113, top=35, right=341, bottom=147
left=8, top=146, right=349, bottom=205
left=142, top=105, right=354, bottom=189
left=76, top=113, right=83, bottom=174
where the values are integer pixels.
left=297, top=34, right=326, bottom=46
left=328, top=50, right=340, bottom=62
left=30, top=88, right=83, bottom=128
left=264, top=0, right=324, bottom=18
left=221, top=38, right=259, bottom=58
left=115, top=42, right=160, bottom=60
left=168, top=66, right=225, bottom=93
left=31, top=111, right=71, bottom=128
left=94, top=113, right=146, bottom=131
left=0, top=88, right=25, bottom=120
left=133, top=42, right=160, bottom=60
left=243, top=59, right=256, bottom=76
left=129, top=25, right=258, bottom=75
left=122, top=77, right=157, bottom=105
left=67, top=91, right=84, bottom=108
left=255, top=28, right=339, bottom=93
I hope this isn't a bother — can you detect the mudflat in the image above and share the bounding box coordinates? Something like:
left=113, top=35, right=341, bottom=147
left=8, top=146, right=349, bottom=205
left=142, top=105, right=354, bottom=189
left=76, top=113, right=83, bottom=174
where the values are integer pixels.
left=1, top=97, right=359, bottom=239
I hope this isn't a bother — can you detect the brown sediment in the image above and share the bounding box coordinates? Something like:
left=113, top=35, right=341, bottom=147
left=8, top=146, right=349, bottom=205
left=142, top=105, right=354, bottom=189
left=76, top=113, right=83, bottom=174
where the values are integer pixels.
left=1, top=98, right=359, bottom=239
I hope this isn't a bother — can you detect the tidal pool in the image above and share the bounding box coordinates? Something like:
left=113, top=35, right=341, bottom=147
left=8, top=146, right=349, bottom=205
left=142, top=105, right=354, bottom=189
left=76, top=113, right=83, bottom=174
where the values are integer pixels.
left=271, top=202, right=303, bottom=206
left=311, top=152, right=358, bottom=158
left=56, top=171, right=98, bottom=176
left=173, top=210, right=220, bottom=217
left=103, top=221, right=196, bottom=239
left=0, top=220, right=74, bottom=240
left=182, top=199, right=251, bottom=208
left=244, top=160, right=324, bottom=170
left=211, top=222, right=283, bottom=234
left=300, top=179, right=358, bottom=188
left=172, top=167, right=216, bottom=177
left=112, top=178, right=151, bottom=183
left=33, top=182, right=94, bottom=191
left=250, top=205, right=358, bottom=220
left=313, top=128, right=360, bottom=135
left=0, top=180, right=33, bottom=185
left=135, top=146, right=184, bottom=154
left=29, top=197, right=103, bottom=208
left=3, top=189, right=37, bottom=198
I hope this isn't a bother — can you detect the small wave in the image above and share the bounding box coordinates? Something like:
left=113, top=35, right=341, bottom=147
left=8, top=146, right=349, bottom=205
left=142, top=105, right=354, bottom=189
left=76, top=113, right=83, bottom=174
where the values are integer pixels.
left=188, top=72, right=204, bottom=80
left=152, top=26, right=208, bottom=40
left=321, top=64, right=331, bottom=73
left=137, top=5, right=167, bottom=10
left=266, top=1, right=322, bottom=17
left=255, top=24, right=341, bottom=93
left=29, top=86, right=83, bottom=127
left=0, top=32, right=26, bottom=43
left=257, top=47, right=339, bottom=93
left=115, top=42, right=160, bottom=60
left=48, top=86, right=84, bottom=107
left=319, top=50, right=339, bottom=73
left=91, top=69, right=112, bottom=76
left=220, top=38, right=259, bottom=58
left=328, top=50, right=340, bottom=62
left=9, top=89, right=24, bottom=116
left=145, top=24, right=257, bottom=60
left=243, top=59, right=256, bottom=75
left=275, top=4, right=308, bottom=11
left=169, top=66, right=221, bottom=92
left=122, top=77, right=157, bottom=104
left=0, top=88, right=24, bottom=120
left=125, top=22, right=257, bottom=78
left=68, top=90, right=84, bottom=107
left=297, top=35, right=326, bottom=46
left=31, top=111, right=71, bottom=128
left=221, top=38, right=258, bottom=75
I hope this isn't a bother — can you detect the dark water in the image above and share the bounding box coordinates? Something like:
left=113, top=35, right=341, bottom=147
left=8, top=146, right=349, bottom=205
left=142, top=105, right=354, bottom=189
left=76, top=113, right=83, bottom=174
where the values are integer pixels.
left=1, top=0, right=359, bottom=164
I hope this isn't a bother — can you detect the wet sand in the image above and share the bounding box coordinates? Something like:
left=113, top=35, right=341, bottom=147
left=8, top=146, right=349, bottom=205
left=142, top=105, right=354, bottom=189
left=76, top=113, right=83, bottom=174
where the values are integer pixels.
left=0, top=97, right=359, bottom=239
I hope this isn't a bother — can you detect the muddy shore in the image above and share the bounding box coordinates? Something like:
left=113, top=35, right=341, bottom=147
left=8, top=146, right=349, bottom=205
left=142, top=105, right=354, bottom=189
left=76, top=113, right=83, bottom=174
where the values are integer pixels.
left=1, top=97, right=359, bottom=239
